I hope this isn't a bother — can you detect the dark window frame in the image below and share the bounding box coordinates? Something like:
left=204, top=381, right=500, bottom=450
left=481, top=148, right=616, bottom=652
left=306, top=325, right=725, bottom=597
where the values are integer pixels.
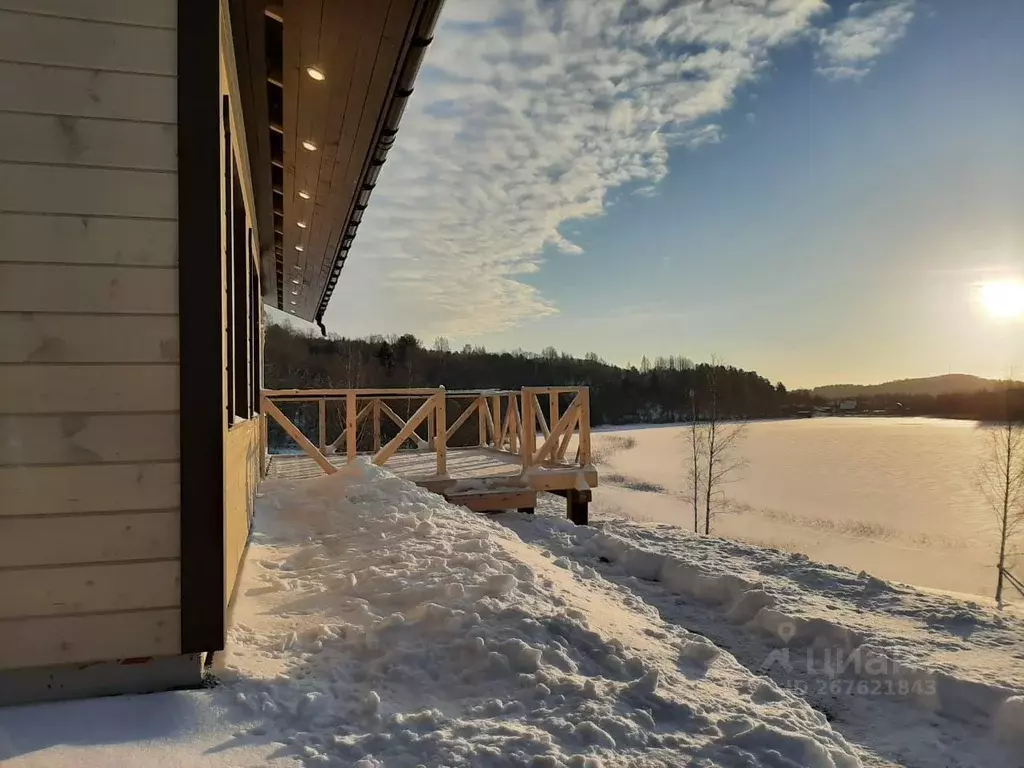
left=223, top=94, right=235, bottom=427
left=249, top=230, right=261, bottom=414
left=231, top=166, right=249, bottom=420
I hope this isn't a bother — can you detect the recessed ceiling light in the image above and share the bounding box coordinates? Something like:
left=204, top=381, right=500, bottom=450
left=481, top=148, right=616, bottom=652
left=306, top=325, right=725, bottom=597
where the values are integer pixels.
left=295, top=244, right=303, bottom=251
left=289, top=300, right=297, bottom=305
left=302, top=140, right=317, bottom=151
left=297, top=221, right=307, bottom=229
left=291, top=278, right=300, bottom=284
left=298, top=191, right=310, bottom=200
left=306, top=67, right=326, bottom=81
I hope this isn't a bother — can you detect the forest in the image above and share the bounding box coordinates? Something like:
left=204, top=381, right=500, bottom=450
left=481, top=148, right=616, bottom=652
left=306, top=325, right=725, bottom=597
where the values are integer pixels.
left=264, top=324, right=804, bottom=426
left=848, top=391, right=1024, bottom=422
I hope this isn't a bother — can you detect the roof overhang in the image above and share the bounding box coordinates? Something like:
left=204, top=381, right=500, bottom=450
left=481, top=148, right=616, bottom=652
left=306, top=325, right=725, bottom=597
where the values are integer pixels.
left=246, top=0, right=443, bottom=327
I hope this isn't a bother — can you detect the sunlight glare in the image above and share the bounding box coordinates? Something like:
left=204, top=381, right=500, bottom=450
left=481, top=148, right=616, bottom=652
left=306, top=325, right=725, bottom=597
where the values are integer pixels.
left=980, top=281, right=1024, bottom=319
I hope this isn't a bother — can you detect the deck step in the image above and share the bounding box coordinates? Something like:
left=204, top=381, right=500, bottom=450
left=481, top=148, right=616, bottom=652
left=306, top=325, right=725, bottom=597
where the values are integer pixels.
left=444, top=487, right=536, bottom=513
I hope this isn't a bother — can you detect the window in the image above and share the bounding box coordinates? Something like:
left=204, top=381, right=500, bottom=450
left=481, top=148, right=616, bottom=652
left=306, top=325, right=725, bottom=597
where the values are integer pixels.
left=223, top=95, right=254, bottom=426
left=231, top=165, right=250, bottom=421
left=249, top=231, right=262, bottom=414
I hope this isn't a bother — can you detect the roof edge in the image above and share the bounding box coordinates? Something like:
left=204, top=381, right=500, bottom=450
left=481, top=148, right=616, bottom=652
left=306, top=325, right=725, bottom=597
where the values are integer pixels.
left=313, top=0, right=446, bottom=327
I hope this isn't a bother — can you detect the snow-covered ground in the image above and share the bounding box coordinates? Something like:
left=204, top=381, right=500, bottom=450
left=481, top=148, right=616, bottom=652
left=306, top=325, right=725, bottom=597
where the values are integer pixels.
left=507, top=499, right=1024, bottom=767
left=2, top=461, right=1020, bottom=767
left=592, top=417, right=1011, bottom=599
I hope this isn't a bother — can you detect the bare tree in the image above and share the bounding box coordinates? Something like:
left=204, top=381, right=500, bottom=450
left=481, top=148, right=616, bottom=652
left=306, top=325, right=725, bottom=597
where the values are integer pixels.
left=700, top=361, right=747, bottom=535
left=686, top=387, right=703, bottom=533
left=977, top=410, right=1024, bottom=606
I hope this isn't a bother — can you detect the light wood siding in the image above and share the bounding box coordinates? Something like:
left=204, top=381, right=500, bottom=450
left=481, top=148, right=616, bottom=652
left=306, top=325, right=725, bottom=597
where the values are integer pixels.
left=0, top=414, right=179, bottom=465
left=0, top=561, right=179, bottom=619
left=0, top=365, right=179, bottom=414
left=0, top=214, right=178, bottom=267
left=0, top=113, right=177, bottom=172
left=0, top=314, right=179, bottom=363
left=0, top=610, right=180, bottom=668
left=0, top=61, right=176, bottom=122
left=0, top=164, right=177, bottom=218
left=0, top=264, right=177, bottom=315
left=0, top=10, right=176, bottom=75
left=0, top=2, right=176, bottom=28
left=0, top=512, right=180, bottom=569
left=0, top=462, right=179, bottom=516
left=0, top=2, right=181, bottom=671
left=225, top=420, right=258, bottom=602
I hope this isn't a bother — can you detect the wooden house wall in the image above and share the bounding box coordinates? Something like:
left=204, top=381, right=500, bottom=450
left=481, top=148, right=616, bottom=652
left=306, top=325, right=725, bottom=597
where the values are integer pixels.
left=0, top=0, right=181, bottom=669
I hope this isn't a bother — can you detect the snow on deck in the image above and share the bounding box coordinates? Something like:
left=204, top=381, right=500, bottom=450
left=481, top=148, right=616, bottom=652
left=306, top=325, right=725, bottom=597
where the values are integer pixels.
left=2, top=461, right=863, bottom=768
left=267, top=447, right=524, bottom=482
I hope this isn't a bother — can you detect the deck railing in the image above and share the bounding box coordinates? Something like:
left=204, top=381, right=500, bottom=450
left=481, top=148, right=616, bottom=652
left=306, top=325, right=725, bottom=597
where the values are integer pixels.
left=261, top=386, right=592, bottom=481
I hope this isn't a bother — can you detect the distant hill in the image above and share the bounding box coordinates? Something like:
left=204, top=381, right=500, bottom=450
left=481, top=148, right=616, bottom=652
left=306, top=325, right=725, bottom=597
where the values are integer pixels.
left=813, top=374, right=1006, bottom=399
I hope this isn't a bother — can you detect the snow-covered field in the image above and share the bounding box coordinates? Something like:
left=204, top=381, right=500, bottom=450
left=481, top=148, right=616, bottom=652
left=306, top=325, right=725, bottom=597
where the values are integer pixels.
left=1, top=461, right=1021, bottom=767
left=593, top=417, right=1008, bottom=598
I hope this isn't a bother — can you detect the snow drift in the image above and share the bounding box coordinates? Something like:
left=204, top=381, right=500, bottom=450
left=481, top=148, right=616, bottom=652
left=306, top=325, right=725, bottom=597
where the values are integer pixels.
left=219, top=461, right=862, bottom=766
left=578, top=527, right=1023, bottom=746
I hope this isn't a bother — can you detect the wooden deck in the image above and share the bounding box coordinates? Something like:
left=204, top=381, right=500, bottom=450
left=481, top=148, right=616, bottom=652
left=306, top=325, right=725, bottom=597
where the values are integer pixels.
left=266, top=446, right=598, bottom=516
left=267, top=446, right=523, bottom=483
left=260, top=387, right=598, bottom=521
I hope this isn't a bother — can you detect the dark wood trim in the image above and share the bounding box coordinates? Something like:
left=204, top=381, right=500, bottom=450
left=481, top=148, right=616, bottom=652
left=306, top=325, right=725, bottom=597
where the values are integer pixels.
left=231, top=162, right=249, bottom=419
left=223, top=94, right=235, bottom=426
left=178, top=0, right=226, bottom=655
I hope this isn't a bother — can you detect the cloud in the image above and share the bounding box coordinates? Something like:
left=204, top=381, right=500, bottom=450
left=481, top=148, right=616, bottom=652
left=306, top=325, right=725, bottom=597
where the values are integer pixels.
left=816, top=0, right=915, bottom=80
left=328, top=0, right=838, bottom=338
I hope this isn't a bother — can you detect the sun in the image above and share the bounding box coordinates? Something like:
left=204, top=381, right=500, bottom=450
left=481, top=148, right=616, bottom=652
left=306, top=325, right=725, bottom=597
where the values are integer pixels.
left=980, top=281, right=1024, bottom=319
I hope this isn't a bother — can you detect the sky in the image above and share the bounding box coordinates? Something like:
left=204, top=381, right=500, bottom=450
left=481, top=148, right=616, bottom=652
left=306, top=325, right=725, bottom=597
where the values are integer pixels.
left=316, top=0, right=1024, bottom=389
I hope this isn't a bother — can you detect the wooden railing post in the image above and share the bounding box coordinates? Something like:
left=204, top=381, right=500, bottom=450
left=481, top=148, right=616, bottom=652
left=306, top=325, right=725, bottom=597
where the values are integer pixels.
left=508, top=394, right=519, bottom=455
left=427, top=405, right=435, bottom=450
left=521, top=388, right=535, bottom=468
left=579, top=386, right=592, bottom=466
left=260, top=410, right=268, bottom=476
left=490, top=395, right=501, bottom=448
left=372, top=397, right=381, bottom=452
left=346, top=391, right=357, bottom=461
left=317, top=398, right=326, bottom=453
left=549, top=391, right=559, bottom=428
left=435, top=388, right=447, bottom=477
left=478, top=397, right=487, bottom=446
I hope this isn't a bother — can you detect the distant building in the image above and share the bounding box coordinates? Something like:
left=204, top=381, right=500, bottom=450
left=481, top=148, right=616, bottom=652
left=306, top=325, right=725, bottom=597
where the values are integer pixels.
left=839, top=400, right=857, bottom=412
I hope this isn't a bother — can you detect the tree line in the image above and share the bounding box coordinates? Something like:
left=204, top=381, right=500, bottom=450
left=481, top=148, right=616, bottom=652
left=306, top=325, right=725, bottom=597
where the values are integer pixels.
left=848, top=391, right=1024, bottom=422
left=264, top=325, right=803, bottom=426
left=264, top=324, right=1024, bottom=425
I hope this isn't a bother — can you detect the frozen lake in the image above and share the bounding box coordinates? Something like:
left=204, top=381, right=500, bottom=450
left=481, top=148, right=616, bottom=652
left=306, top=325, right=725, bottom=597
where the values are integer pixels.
left=593, top=417, right=1008, bottom=599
